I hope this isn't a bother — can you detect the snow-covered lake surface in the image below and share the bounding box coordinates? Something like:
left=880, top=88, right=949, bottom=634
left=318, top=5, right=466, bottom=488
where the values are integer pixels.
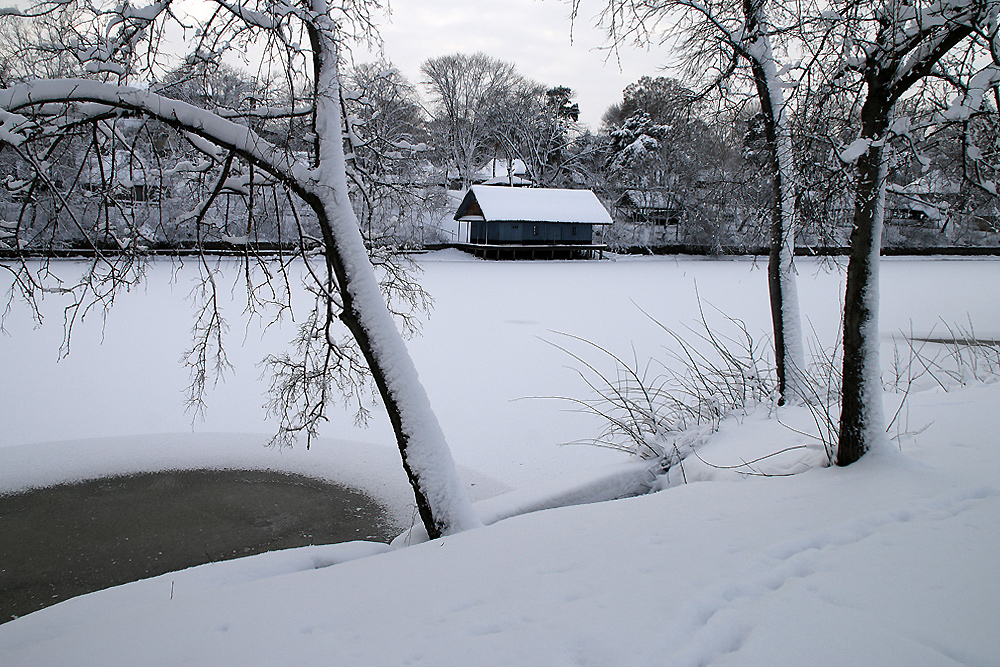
left=1, top=252, right=998, bottom=665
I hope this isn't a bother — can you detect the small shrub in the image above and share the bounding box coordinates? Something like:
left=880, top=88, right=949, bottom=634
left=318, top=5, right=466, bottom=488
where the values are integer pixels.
left=550, top=300, right=776, bottom=478
left=561, top=305, right=999, bottom=476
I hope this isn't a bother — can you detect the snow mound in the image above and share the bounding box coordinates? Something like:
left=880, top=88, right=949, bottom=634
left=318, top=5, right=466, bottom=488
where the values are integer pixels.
left=1, top=384, right=997, bottom=666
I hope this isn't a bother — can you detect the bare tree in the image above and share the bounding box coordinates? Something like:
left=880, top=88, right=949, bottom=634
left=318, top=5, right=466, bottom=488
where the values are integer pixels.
left=420, top=52, right=529, bottom=188
left=345, top=60, right=446, bottom=245
left=821, top=0, right=997, bottom=465
left=0, top=0, right=480, bottom=538
left=573, top=0, right=808, bottom=404
left=491, top=84, right=585, bottom=189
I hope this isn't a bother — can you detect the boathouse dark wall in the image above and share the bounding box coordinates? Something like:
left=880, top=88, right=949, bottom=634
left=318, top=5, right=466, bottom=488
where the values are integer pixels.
left=468, top=220, right=593, bottom=245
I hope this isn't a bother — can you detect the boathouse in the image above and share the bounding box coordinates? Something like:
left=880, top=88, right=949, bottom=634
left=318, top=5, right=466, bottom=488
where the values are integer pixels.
left=453, top=185, right=611, bottom=259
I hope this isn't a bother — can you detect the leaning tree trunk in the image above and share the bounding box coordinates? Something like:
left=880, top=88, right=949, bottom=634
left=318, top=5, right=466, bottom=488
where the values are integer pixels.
left=837, top=96, right=890, bottom=466
left=308, top=18, right=481, bottom=538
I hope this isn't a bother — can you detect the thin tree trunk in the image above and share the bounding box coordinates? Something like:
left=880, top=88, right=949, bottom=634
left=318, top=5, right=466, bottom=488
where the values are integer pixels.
left=770, top=129, right=806, bottom=404
left=744, top=0, right=805, bottom=404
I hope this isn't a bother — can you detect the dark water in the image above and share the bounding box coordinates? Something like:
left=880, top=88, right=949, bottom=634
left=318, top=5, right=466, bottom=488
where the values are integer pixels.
left=0, top=469, right=398, bottom=623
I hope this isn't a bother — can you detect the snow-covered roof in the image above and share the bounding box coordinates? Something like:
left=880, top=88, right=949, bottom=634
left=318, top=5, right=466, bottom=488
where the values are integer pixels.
left=454, top=186, right=612, bottom=225
left=482, top=175, right=533, bottom=187
left=477, top=158, right=527, bottom=180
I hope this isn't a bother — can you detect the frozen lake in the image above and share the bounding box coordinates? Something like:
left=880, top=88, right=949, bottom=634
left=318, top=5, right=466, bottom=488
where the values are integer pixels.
left=2, top=252, right=998, bottom=488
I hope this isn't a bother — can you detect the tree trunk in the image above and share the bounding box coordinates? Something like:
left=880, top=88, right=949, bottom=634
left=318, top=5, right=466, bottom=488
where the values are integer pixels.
left=835, top=4, right=978, bottom=466
left=766, top=116, right=806, bottom=405
left=308, top=19, right=481, bottom=537
left=744, top=0, right=805, bottom=405
left=837, top=97, right=890, bottom=466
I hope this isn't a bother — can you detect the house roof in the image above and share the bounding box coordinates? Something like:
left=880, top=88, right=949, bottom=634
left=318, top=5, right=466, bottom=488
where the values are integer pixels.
left=454, top=185, right=613, bottom=225
left=482, top=174, right=534, bottom=187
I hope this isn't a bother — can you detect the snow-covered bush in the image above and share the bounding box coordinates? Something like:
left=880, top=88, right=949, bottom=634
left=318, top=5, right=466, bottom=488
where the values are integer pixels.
left=554, top=303, right=776, bottom=479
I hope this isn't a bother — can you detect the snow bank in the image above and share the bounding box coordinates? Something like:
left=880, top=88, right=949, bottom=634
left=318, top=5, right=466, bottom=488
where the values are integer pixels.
left=0, top=433, right=506, bottom=531
left=1, top=383, right=997, bottom=665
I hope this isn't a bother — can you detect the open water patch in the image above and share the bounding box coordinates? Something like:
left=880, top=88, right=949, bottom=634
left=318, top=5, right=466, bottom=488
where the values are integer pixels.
left=0, top=468, right=398, bottom=623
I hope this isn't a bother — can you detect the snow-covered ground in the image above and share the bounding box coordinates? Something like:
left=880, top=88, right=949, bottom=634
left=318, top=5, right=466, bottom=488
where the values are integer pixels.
left=1, top=252, right=998, bottom=665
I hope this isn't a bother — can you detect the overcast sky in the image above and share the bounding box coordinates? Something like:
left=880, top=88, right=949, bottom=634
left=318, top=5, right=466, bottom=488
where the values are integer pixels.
left=361, top=0, right=676, bottom=130
left=3, top=0, right=673, bottom=128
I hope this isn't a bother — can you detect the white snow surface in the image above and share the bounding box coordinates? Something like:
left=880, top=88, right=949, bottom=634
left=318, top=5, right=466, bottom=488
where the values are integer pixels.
left=1, top=253, right=999, bottom=665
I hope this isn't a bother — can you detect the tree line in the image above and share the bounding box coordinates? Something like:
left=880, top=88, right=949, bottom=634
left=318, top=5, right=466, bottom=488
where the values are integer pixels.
left=3, top=24, right=995, bottom=257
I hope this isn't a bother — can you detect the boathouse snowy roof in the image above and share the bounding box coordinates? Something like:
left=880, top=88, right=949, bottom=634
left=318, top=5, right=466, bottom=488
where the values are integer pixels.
left=454, top=185, right=612, bottom=225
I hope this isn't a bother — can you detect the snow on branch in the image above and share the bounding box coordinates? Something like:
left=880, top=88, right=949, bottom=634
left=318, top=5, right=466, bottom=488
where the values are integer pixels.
left=216, top=104, right=313, bottom=120
left=0, top=109, right=33, bottom=146
left=72, top=0, right=171, bottom=77
left=838, top=137, right=874, bottom=164
left=121, top=1, right=170, bottom=22
left=939, top=65, right=1000, bottom=121
left=216, top=0, right=278, bottom=29
left=183, top=131, right=227, bottom=162
left=881, top=3, right=984, bottom=96
left=0, top=79, right=306, bottom=185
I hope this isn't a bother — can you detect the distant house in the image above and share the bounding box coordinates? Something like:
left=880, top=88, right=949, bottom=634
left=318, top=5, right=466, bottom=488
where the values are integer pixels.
left=447, top=158, right=533, bottom=189
left=888, top=171, right=1000, bottom=243
left=889, top=171, right=961, bottom=227
left=615, top=189, right=685, bottom=244
left=82, top=153, right=162, bottom=203
left=619, top=190, right=684, bottom=225
left=476, top=158, right=533, bottom=187
left=453, top=185, right=612, bottom=259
